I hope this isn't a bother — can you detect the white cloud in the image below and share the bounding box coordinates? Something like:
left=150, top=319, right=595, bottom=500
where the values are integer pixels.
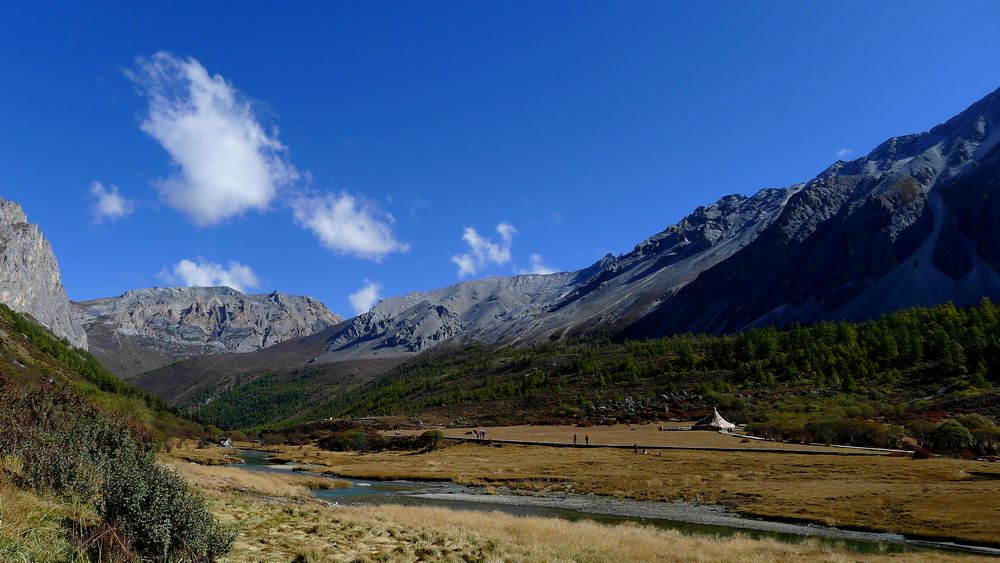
left=129, top=52, right=298, bottom=226
left=168, top=258, right=260, bottom=292
left=450, top=222, right=516, bottom=278
left=291, top=192, right=409, bottom=261
left=90, top=181, right=135, bottom=223
left=835, top=148, right=854, bottom=159
left=348, top=280, right=382, bottom=315
left=518, top=253, right=557, bottom=275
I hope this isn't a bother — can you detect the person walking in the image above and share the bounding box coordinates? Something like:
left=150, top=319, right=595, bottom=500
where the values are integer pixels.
left=585, top=435, right=589, bottom=446
left=573, top=434, right=578, bottom=446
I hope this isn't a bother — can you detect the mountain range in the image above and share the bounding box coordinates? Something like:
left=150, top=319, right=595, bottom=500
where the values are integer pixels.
left=73, top=287, right=341, bottom=377
left=301, top=85, right=1000, bottom=365
left=1, top=86, right=998, bottom=410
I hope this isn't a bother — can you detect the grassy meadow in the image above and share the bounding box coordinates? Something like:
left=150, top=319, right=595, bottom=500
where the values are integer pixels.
left=163, top=451, right=991, bottom=562
left=265, top=439, right=1000, bottom=546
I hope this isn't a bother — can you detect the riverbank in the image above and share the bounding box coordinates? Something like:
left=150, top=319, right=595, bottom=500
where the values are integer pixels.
left=161, top=458, right=989, bottom=562
left=263, top=440, right=1000, bottom=546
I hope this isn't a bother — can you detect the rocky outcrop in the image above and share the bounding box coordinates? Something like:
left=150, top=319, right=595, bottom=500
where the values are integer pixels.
left=74, top=287, right=340, bottom=377
left=323, top=273, right=576, bottom=359
left=324, top=86, right=1000, bottom=360
left=321, top=186, right=799, bottom=360
left=629, top=86, right=1000, bottom=337
left=0, top=199, right=88, bottom=349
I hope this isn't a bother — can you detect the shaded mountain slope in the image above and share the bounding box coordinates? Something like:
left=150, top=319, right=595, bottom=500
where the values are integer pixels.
left=132, top=320, right=404, bottom=409
left=627, top=86, right=1000, bottom=337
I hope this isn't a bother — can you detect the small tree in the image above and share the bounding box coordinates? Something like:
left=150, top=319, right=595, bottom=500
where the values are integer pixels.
left=906, top=419, right=936, bottom=448
left=931, top=420, right=974, bottom=455
left=421, top=430, right=445, bottom=451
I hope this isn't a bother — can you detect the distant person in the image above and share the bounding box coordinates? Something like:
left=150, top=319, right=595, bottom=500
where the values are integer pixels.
left=585, top=435, right=590, bottom=445
left=633, top=443, right=638, bottom=454
left=573, top=434, right=578, bottom=446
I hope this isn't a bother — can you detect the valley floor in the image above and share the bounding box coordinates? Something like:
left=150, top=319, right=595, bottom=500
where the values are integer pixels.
left=7, top=436, right=995, bottom=561
left=161, top=457, right=988, bottom=562
left=263, top=429, right=1000, bottom=547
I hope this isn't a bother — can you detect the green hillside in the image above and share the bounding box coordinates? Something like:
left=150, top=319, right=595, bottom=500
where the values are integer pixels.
left=0, top=304, right=234, bottom=561
left=0, top=303, right=214, bottom=441
left=188, top=301, right=999, bottom=453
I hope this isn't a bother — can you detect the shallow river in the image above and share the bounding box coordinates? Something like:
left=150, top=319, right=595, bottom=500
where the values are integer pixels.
left=232, top=449, right=999, bottom=557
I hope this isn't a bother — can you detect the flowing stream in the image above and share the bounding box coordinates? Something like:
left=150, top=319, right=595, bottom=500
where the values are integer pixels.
left=232, top=449, right=999, bottom=557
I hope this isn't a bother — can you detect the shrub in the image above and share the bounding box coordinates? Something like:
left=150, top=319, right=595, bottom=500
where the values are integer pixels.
left=0, top=380, right=236, bottom=561
left=931, top=420, right=975, bottom=455
left=317, top=428, right=386, bottom=452
left=421, top=430, right=445, bottom=451
left=101, top=456, right=237, bottom=560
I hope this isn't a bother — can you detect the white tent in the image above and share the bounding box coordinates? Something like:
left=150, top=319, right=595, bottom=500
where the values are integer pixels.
left=693, top=407, right=736, bottom=432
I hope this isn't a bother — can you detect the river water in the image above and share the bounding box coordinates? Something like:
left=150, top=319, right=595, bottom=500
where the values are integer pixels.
left=232, top=449, right=999, bottom=557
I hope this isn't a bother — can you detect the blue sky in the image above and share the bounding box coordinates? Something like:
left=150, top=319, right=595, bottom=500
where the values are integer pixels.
left=1, top=2, right=999, bottom=317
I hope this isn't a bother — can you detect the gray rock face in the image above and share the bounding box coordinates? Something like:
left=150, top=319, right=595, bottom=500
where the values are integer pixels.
left=0, top=199, right=88, bottom=349
left=631, top=85, right=1000, bottom=337
left=323, top=273, right=577, bottom=359
left=74, top=287, right=341, bottom=377
left=322, top=185, right=799, bottom=360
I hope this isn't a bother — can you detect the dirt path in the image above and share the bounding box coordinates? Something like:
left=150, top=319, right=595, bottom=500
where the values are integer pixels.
left=392, top=423, right=891, bottom=455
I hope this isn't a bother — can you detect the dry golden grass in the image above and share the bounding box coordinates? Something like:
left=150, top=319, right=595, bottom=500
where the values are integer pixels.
left=393, top=423, right=878, bottom=453
left=208, top=494, right=988, bottom=563
left=0, top=466, right=90, bottom=562
left=268, top=442, right=1000, bottom=545
left=162, top=458, right=351, bottom=499
left=156, top=452, right=992, bottom=562
left=7, top=452, right=983, bottom=563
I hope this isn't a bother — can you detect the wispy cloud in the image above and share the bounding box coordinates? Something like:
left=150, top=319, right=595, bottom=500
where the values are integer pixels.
left=164, top=258, right=260, bottom=292
left=90, top=181, right=135, bottom=223
left=290, top=192, right=409, bottom=261
left=129, top=52, right=298, bottom=226
left=450, top=222, right=516, bottom=278
left=835, top=148, right=854, bottom=159
left=348, top=280, right=382, bottom=315
left=129, top=52, right=408, bottom=265
left=518, top=253, right=556, bottom=275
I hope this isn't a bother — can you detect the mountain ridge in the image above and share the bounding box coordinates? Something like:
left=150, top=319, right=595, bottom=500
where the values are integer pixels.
left=629, top=85, right=1000, bottom=337
left=129, top=85, right=1000, bottom=409
left=73, top=286, right=341, bottom=377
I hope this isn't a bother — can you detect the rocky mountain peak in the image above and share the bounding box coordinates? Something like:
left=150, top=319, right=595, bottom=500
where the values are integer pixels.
left=73, top=286, right=341, bottom=377
left=318, top=184, right=802, bottom=362
left=0, top=198, right=88, bottom=349
left=631, top=85, right=1000, bottom=338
